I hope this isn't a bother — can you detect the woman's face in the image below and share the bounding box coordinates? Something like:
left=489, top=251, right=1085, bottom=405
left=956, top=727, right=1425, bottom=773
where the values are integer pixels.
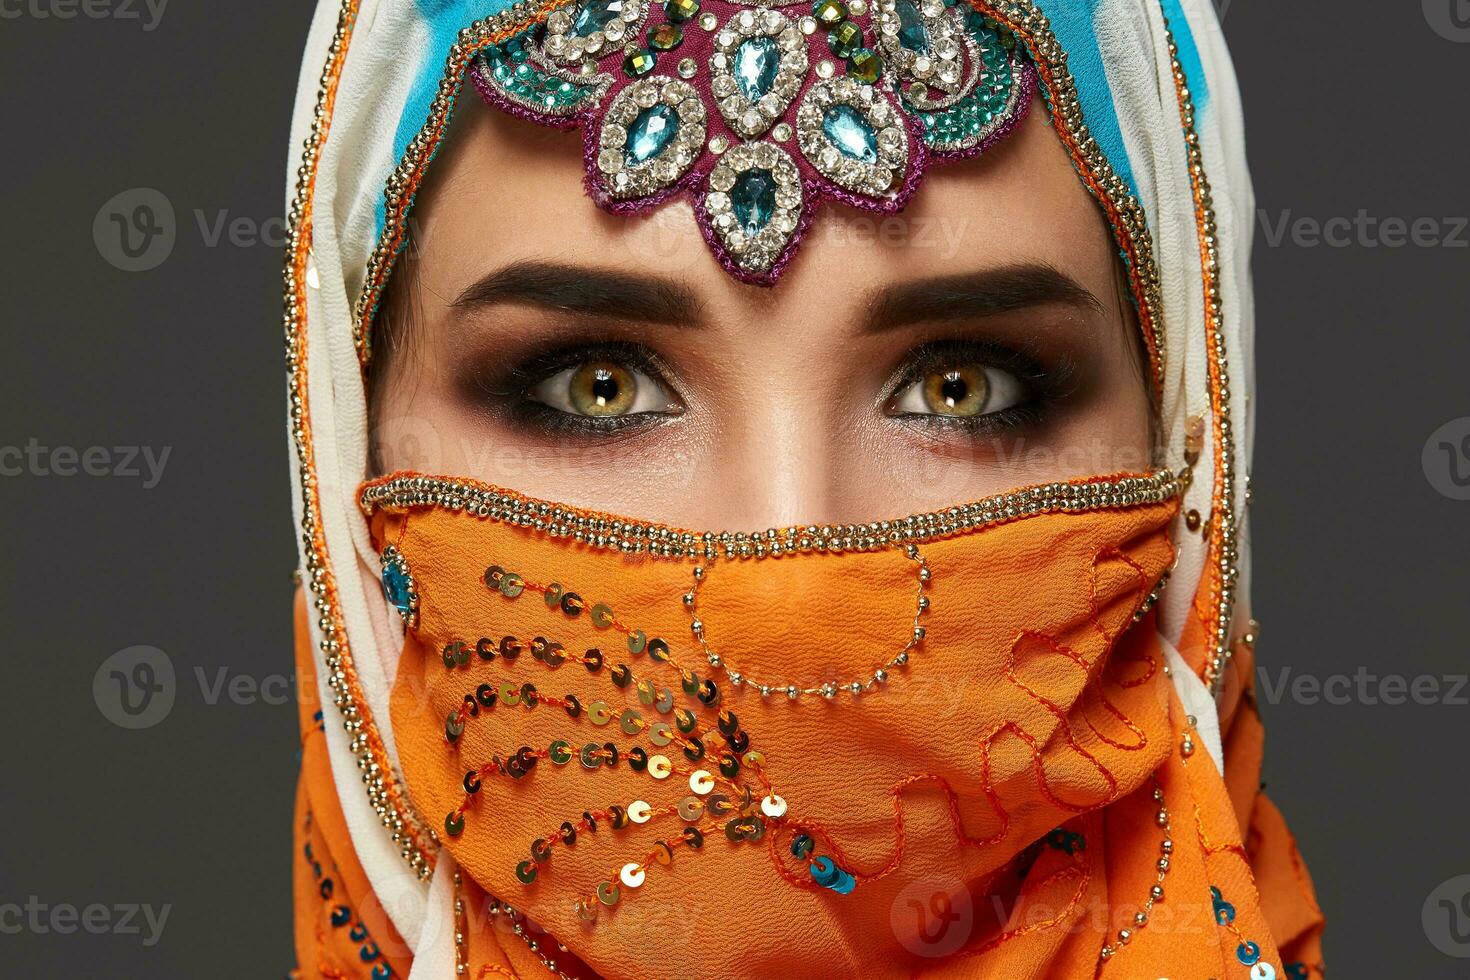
left=372, top=94, right=1151, bottom=528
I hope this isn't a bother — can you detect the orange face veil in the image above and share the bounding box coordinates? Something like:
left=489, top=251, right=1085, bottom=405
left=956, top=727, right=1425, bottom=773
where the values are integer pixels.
left=367, top=472, right=1180, bottom=977
left=283, top=0, right=1324, bottom=977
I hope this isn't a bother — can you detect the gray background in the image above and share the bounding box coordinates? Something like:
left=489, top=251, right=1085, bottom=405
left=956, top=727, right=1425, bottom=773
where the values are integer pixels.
left=1, top=0, right=1467, bottom=975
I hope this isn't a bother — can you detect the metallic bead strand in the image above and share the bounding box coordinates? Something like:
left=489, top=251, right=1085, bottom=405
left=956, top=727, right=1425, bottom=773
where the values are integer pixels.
left=1097, top=776, right=1173, bottom=964
left=684, top=543, right=930, bottom=700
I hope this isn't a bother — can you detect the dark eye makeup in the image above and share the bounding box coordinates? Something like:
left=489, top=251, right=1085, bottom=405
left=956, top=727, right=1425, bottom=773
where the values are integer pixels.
left=881, top=338, right=1079, bottom=438
left=458, top=335, right=1080, bottom=440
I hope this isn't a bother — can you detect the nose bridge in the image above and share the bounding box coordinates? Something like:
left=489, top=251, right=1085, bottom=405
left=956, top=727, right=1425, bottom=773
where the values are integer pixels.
left=717, top=390, right=834, bottom=529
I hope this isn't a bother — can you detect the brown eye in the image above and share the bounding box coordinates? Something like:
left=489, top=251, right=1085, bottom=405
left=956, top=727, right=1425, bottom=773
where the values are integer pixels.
left=922, top=367, right=989, bottom=417
left=889, top=362, right=1027, bottom=419
left=528, top=359, right=678, bottom=418
left=570, top=362, right=636, bottom=416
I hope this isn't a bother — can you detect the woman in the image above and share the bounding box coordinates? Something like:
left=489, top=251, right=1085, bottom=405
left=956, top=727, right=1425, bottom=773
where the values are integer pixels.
left=286, top=0, right=1324, bottom=976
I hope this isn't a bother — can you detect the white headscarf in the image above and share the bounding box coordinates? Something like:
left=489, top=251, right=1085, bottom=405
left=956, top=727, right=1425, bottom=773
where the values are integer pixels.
left=284, top=0, right=1255, bottom=967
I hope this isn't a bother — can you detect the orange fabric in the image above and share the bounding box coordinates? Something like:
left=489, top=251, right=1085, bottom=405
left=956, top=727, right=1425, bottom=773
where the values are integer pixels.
left=293, top=591, right=413, bottom=980
left=283, top=469, right=1317, bottom=979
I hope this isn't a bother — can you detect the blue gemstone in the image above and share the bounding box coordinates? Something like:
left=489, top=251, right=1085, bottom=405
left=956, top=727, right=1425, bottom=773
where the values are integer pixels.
left=733, top=36, right=780, bottom=101
left=572, top=0, right=623, bottom=37
left=381, top=559, right=412, bottom=613
left=624, top=103, right=680, bottom=163
left=731, top=168, right=777, bottom=235
left=822, top=104, right=877, bottom=163
left=894, top=0, right=930, bottom=53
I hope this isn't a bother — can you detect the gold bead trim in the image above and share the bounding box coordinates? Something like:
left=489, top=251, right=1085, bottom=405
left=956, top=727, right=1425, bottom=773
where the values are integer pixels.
left=359, top=469, right=1182, bottom=561
left=283, top=0, right=437, bottom=876
left=353, top=0, right=565, bottom=367
left=971, top=0, right=1166, bottom=401
left=1159, top=14, right=1240, bottom=692
left=1097, top=776, right=1173, bottom=964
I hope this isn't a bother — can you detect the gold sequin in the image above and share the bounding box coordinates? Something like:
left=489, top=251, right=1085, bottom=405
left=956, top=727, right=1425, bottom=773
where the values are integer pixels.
left=596, top=880, right=621, bottom=906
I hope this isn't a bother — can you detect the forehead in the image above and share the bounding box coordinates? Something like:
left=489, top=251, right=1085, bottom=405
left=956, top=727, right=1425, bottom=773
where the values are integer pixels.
left=411, top=92, right=1119, bottom=308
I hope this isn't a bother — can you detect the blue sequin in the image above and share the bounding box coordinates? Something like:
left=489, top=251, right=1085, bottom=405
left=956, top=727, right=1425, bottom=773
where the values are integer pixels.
left=1211, top=885, right=1237, bottom=926
left=733, top=37, right=780, bottom=101
left=625, top=103, right=680, bottom=163
left=1236, top=941, right=1261, bottom=966
left=822, top=104, right=878, bottom=163
left=809, top=855, right=857, bottom=894
left=730, top=168, right=777, bottom=235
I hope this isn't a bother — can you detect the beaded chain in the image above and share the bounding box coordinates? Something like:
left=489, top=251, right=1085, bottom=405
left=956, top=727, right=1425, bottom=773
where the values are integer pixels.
left=449, top=776, right=1187, bottom=974
left=455, top=870, right=581, bottom=979
left=1097, top=775, right=1172, bottom=964
left=684, top=543, right=930, bottom=699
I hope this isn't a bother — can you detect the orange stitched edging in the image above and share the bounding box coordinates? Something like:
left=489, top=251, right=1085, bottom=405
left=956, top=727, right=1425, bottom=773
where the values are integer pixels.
left=285, top=0, right=437, bottom=872
left=1159, top=23, right=1238, bottom=690
left=353, top=0, right=565, bottom=366
left=967, top=0, right=1166, bottom=403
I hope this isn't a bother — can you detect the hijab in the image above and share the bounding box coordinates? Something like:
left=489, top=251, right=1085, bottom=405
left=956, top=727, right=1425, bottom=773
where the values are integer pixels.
left=283, top=0, right=1324, bottom=975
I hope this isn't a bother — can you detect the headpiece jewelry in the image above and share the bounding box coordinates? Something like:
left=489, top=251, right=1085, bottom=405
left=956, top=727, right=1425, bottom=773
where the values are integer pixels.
left=471, top=0, right=1034, bottom=282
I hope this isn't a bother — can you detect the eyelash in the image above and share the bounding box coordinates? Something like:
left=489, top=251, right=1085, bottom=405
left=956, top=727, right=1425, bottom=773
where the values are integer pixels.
left=884, top=339, right=1068, bottom=434
left=471, top=341, right=680, bottom=436
left=471, top=338, right=1071, bottom=436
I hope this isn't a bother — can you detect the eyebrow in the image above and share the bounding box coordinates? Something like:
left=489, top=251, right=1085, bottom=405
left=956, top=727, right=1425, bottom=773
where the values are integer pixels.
left=862, top=263, right=1106, bottom=332
left=451, top=260, right=704, bottom=326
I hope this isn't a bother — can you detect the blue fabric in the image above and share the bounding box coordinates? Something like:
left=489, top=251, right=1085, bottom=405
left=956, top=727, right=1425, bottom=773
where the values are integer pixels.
left=376, top=0, right=518, bottom=233
left=1159, top=0, right=1210, bottom=114
left=1033, top=0, right=1138, bottom=200
left=373, top=0, right=1211, bottom=234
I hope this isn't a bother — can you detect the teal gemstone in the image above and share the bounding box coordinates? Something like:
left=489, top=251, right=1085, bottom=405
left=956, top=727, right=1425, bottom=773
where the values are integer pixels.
left=572, top=0, right=624, bottom=36
left=625, top=103, right=680, bottom=163
left=821, top=104, right=877, bottom=163
left=733, top=36, right=780, bottom=101
left=382, top=559, right=412, bottom=613
left=894, top=0, right=930, bottom=53
left=730, top=168, right=777, bottom=235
